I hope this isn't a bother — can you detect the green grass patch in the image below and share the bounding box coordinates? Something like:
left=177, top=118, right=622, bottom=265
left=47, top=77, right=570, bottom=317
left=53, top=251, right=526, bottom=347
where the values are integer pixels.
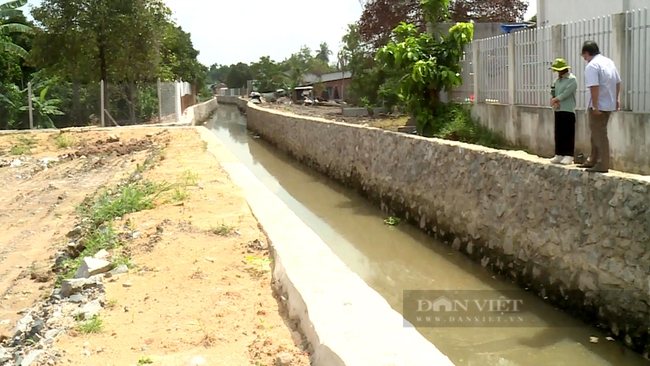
left=170, top=187, right=190, bottom=202
left=10, top=135, right=36, bottom=155
left=79, top=180, right=172, bottom=227
left=138, top=356, right=154, bottom=365
left=420, top=103, right=530, bottom=152
left=210, top=221, right=236, bottom=236
left=76, top=315, right=103, bottom=334
left=56, top=151, right=171, bottom=285
left=55, top=134, right=74, bottom=149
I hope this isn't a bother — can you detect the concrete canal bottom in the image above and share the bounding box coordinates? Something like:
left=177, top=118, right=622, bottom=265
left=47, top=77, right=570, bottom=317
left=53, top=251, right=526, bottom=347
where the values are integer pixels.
left=207, top=105, right=647, bottom=366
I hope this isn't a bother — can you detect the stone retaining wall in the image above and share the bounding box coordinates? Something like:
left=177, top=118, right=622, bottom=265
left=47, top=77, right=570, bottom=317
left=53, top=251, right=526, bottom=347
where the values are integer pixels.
left=216, top=96, right=248, bottom=112
left=181, top=97, right=219, bottom=126
left=238, top=100, right=650, bottom=355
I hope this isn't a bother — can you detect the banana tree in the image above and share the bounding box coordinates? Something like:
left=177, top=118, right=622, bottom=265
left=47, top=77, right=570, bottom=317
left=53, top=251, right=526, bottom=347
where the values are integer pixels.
left=0, top=0, right=33, bottom=60
left=19, top=85, right=64, bottom=129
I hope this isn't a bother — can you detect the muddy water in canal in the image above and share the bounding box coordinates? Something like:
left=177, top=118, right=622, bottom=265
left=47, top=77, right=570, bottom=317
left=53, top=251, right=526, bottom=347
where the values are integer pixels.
left=208, top=105, right=646, bottom=366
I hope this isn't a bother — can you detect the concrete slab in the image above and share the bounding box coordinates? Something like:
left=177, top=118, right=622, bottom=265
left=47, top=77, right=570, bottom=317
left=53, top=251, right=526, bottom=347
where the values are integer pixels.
left=196, top=126, right=455, bottom=366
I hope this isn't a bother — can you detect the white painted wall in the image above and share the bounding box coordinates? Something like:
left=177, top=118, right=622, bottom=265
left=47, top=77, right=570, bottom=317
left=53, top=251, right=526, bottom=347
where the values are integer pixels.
left=537, top=0, right=649, bottom=26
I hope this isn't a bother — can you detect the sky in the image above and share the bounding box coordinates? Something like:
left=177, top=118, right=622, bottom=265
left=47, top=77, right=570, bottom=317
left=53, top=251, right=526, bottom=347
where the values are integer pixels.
left=25, top=0, right=537, bottom=67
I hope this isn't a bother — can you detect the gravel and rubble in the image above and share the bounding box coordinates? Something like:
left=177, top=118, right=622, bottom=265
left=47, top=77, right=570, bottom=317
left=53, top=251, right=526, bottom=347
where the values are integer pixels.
left=0, top=220, right=135, bottom=366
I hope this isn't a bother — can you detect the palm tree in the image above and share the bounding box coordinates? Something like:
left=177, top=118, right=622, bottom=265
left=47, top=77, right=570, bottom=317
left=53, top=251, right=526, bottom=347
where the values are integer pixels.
left=316, top=42, right=332, bottom=64
left=0, top=0, right=33, bottom=60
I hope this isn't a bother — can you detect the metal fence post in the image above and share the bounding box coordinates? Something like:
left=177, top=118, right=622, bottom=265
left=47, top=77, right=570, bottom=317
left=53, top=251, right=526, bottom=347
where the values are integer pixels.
left=27, top=82, right=33, bottom=129
left=100, top=80, right=105, bottom=127
left=157, top=78, right=162, bottom=124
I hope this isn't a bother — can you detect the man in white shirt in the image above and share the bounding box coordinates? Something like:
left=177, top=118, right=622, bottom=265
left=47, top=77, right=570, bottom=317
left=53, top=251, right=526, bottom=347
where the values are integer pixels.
left=579, top=41, right=621, bottom=173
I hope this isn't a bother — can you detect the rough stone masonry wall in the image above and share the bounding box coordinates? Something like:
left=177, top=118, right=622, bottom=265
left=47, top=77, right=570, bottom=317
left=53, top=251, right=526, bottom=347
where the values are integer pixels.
left=244, top=101, right=650, bottom=354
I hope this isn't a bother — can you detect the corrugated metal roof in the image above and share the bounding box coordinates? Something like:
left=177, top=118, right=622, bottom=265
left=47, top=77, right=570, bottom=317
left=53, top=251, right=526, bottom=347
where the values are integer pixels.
left=321, top=71, right=352, bottom=82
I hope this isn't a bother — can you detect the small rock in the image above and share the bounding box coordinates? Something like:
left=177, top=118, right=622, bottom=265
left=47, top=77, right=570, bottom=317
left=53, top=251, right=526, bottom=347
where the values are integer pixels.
left=68, top=294, right=85, bottom=303
left=122, top=281, right=133, bottom=288
left=54, top=252, right=70, bottom=267
left=275, top=352, right=293, bottom=366
left=60, top=276, right=104, bottom=297
left=146, top=133, right=154, bottom=137
left=44, top=329, right=60, bottom=342
left=26, top=318, right=44, bottom=340
left=66, top=226, right=83, bottom=239
left=0, top=347, right=11, bottom=363
left=93, top=249, right=110, bottom=260
left=72, top=299, right=102, bottom=320
left=13, top=313, right=33, bottom=338
left=50, top=288, right=62, bottom=300
left=74, top=257, right=112, bottom=279
left=20, top=350, right=43, bottom=366
left=109, top=264, right=129, bottom=276
left=107, top=134, right=120, bottom=143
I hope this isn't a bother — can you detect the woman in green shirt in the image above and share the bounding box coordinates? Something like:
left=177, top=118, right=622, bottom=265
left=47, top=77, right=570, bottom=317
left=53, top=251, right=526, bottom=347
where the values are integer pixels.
left=549, top=58, right=578, bottom=165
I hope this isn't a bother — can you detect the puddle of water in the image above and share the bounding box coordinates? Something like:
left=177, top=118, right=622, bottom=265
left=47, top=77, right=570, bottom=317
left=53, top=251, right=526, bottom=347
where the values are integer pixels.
left=208, top=105, right=646, bottom=366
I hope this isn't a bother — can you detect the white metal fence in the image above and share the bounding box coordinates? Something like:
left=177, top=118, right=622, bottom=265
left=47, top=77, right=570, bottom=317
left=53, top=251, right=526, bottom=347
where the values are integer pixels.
left=459, top=9, right=650, bottom=112
left=477, top=35, right=509, bottom=103
left=513, top=26, right=553, bottom=106
left=218, top=88, right=247, bottom=96
left=625, top=8, right=650, bottom=112
left=564, top=16, right=612, bottom=109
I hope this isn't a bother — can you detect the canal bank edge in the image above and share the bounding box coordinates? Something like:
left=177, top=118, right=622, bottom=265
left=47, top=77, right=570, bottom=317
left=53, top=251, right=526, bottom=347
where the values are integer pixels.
left=219, top=96, right=650, bottom=356
left=195, top=126, right=455, bottom=366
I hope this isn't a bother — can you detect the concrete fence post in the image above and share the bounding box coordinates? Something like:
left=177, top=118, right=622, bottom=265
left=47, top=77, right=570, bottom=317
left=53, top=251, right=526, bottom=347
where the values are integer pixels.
left=157, top=78, right=162, bottom=124
left=550, top=24, right=564, bottom=60
left=175, top=81, right=182, bottom=122
left=611, top=12, right=628, bottom=110
left=507, top=34, right=516, bottom=105
left=100, top=80, right=105, bottom=128
left=472, top=41, right=481, bottom=103
left=27, top=82, right=33, bottom=129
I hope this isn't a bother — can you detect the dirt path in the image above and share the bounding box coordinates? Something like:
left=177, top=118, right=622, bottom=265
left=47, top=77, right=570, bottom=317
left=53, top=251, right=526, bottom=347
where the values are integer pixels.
left=0, top=128, right=309, bottom=366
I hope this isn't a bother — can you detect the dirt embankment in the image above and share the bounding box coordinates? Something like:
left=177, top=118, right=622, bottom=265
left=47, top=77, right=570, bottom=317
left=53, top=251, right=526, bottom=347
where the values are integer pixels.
left=0, top=128, right=309, bottom=366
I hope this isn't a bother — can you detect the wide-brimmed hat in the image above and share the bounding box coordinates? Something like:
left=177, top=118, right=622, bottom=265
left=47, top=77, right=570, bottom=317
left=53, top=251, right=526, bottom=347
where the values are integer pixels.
left=550, top=58, right=571, bottom=71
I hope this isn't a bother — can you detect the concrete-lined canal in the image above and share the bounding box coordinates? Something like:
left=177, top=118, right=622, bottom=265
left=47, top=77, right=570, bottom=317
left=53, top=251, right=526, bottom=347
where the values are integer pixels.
left=208, top=104, right=646, bottom=366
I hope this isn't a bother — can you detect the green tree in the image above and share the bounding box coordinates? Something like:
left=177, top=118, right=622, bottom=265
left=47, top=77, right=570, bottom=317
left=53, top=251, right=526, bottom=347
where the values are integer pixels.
left=250, top=56, right=285, bottom=92
left=206, top=64, right=231, bottom=84
left=19, top=78, right=64, bottom=128
left=159, top=22, right=208, bottom=87
left=339, top=23, right=393, bottom=106
left=376, top=0, right=473, bottom=135
left=315, top=42, right=332, bottom=63
left=225, top=62, right=252, bottom=89
left=0, top=0, right=32, bottom=59
left=32, top=0, right=172, bottom=84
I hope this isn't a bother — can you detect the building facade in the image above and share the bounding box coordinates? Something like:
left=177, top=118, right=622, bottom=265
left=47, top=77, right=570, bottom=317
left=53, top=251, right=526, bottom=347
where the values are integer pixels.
left=537, top=0, right=648, bottom=27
